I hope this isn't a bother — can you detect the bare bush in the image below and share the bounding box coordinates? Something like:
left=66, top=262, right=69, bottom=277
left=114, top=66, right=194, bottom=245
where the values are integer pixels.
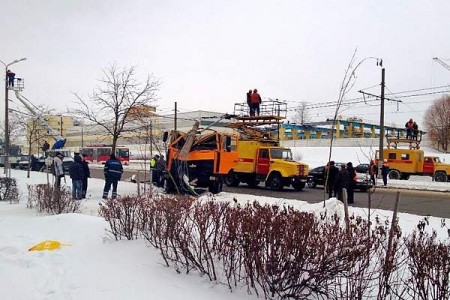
left=102, top=193, right=450, bottom=299
left=0, top=177, right=19, bottom=203
left=27, top=184, right=79, bottom=214
left=404, top=220, right=450, bottom=300
left=99, top=195, right=148, bottom=240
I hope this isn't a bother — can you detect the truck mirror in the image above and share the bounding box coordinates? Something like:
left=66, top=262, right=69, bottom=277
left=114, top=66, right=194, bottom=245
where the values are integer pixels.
left=163, top=131, right=169, bottom=143
left=225, top=136, right=232, bottom=152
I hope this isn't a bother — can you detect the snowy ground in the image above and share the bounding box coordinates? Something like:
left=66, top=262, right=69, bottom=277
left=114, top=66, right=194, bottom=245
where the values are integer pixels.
left=0, top=146, right=449, bottom=300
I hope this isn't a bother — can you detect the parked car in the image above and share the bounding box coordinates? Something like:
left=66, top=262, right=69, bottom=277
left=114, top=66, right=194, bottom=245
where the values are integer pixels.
left=355, top=163, right=370, bottom=174
left=18, top=155, right=42, bottom=171
left=33, top=150, right=73, bottom=174
left=307, top=162, right=373, bottom=192
left=17, top=155, right=32, bottom=170
left=0, top=155, right=22, bottom=168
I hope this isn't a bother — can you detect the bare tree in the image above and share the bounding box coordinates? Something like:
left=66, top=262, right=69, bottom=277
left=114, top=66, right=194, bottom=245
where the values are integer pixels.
left=324, top=49, right=382, bottom=204
left=424, top=95, right=450, bottom=153
left=73, top=64, right=160, bottom=153
left=292, top=101, right=311, bottom=125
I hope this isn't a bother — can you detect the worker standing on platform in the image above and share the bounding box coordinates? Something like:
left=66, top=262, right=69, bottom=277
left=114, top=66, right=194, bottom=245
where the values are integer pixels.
left=405, top=118, right=414, bottom=139
left=251, top=89, right=262, bottom=116
left=6, top=70, right=15, bottom=87
left=412, top=121, right=419, bottom=140
left=247, top=89, right=254, bottom=116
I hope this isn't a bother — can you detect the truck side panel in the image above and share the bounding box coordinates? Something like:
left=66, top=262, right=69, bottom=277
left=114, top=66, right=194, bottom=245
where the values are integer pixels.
left=377, top=149, right=424, bottom=174
left=233, top=140, right=259, bottom=173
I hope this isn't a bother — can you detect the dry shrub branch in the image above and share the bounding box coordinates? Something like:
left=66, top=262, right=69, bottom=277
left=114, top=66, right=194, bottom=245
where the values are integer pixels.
left=27, top=184, right=79, bottom=214
left=101, top=193, right=450, bottom=299
left=0, top=177, right=19, bottom=203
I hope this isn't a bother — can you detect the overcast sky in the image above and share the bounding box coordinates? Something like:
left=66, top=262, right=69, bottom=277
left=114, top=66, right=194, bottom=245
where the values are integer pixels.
left=1, top=0, right=450, bottom=128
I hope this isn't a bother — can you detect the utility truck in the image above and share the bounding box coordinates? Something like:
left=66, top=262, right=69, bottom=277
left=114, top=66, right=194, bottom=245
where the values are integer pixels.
left=225, top=101, right=309, bottom=191
left=164, top=121, right=238, bottom=195
left=376, top=136, right=450, bottom=182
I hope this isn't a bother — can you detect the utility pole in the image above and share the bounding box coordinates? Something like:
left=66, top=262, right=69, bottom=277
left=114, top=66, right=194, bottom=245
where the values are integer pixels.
left=149, top=118, right=153, bottom=157
left=174, top=101, right=177, bottom=132
left=3, top=72, right=8, bottom=175
left=378, top=68, right=385, bottom=174
left=0, top=57, right=27, bottom=177
left=81, top=122, right=84, bottom=147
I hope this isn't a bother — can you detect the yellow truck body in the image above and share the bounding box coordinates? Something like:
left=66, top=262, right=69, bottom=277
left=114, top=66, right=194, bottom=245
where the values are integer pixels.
left=226, top=139, right=309, bottom=191
left=376, top=148, right=450, bottom=182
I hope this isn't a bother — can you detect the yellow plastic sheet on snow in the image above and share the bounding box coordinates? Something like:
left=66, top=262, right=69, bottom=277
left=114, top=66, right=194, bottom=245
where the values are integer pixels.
left=28, top=240, right=71, bottom=251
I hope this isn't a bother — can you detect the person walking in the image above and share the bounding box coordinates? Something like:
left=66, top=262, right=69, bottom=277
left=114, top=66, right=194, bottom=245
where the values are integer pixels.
left=53, top=152, right=65, bottom=188
left=81, top=154, right=90, bottom=199
left=6, top=70, right=15, bottom=87
left=335, top=164, right=349, bottom=202
left=346, top=162, right=356, bottom=204
left=69, top=155, right=84, bottom=200
left=102, top=154, right=123, bottom=199
left=247, top=89, right=254, bottom=116
left=155, top=155, right=167, bottom=188
left=251, top=89, right=262, bottom=116
left=369, top=160, right=378, bottom=186
left=326, top=161, right=339, bottom=198
left=381, top=159, right=390, bottom=187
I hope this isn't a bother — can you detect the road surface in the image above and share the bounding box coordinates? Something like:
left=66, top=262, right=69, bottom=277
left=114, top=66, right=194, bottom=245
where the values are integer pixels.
left=89, top=166, right=450, bottom=218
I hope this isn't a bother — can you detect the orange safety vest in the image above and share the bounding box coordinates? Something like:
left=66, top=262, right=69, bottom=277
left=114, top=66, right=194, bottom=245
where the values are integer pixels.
left=251, top=92, right=261, bottom=104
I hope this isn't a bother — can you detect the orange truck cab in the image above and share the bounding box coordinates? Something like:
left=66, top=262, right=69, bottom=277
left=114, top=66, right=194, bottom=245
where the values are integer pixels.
left=165, top=130, right=238, bottom=194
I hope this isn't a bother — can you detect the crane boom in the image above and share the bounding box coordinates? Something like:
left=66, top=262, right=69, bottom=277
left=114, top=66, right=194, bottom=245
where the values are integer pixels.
left=14, top=91, right=65, bottom=143
left=433, top=57, right=450, bottom=72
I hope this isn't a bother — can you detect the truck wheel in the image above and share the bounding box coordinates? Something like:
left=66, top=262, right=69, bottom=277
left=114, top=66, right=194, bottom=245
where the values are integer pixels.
left=225, top=170, right=240, bottom=187
left=434, top=171, right=447, bottom=182
left=292, top=182, right=306, bottom=191
left=269, top=174, right=283, bottom=191
left=400, top=174, right=410, bottom=180
left=307, top=181, right=317, bottom=188
left=246, top=179, right=260, bottom=188
left=388, top=169, right=401, bottom=180
left=208, top=181, right=222, bottom=194
left=164, top=177, right=176, bottom=194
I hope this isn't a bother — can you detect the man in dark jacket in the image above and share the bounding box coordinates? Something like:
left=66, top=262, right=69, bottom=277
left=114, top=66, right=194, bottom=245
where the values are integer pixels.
left=6, top=70, right=15, bottom=87
left=81, top=154, right=90, bottom=199
left=247, top=89, right=254, bottom=116
left=335, top=165, right=349, bottom=202
left=345, top=162, right=356, bottom=204
left=381, top=160, right=390, bottom=187
left=155, top=155, right=166, bottom=188
left=102, top=154, right=123, bottom=199
left=41, top=140, right=50, bottom=154
left=69, top=155, right=84, bottom=200
left=326, top=161, right=339, bottom=198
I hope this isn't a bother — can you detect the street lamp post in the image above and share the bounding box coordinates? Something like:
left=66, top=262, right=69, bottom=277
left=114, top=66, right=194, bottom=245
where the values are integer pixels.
left=0, top=57, right=27, bottom=176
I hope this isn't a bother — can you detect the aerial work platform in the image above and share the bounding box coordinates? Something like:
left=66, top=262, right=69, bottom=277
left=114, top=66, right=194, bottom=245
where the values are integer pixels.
left=386, top=128, right=424, bottom=150
left=231, top=99, right=287, bottom=140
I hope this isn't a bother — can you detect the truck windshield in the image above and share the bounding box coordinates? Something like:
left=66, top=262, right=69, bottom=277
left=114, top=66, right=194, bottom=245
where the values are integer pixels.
left=270, top=148, right=292, bottom=160
left=434, top=157, right=441, bottom=163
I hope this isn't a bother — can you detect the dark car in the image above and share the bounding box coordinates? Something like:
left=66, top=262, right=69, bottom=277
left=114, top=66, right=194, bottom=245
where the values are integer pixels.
left=33, top=150, right=74, bottom=174
left=307, top=162, right=373, bottom=192
left=355, top=163, right=370, bottom=174
left=17, top=155, right=32, bottom=170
